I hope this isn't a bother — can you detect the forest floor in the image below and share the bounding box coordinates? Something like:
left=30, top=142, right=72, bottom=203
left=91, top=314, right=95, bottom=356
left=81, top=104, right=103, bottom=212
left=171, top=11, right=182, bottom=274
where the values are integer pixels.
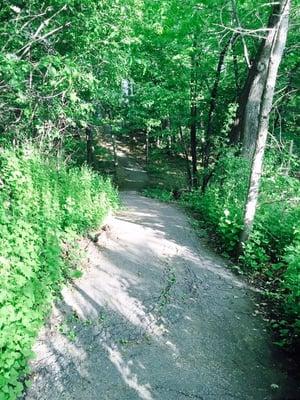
left=24, top=145, right=300, bottom=400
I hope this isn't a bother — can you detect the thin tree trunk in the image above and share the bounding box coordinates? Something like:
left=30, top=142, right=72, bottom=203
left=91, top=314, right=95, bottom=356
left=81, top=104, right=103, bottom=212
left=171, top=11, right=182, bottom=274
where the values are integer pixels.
left=190, top=45, right=198, bottom=187
left=190, top=102, right=197, bottom=185
left=284, top=139, right=294, bottom=176
left=86, top=126, right=94, bottom=166
left=111, top=132, right=118, bottom=168
left=179, top=126, right=192, bottom=189
left=145, top=129, right=149, bottom=164
left=203, top=34, right=238, bottom=168
left=202, top=33, right=238, bottom=192
left=238, top=0, right=291, bottom=254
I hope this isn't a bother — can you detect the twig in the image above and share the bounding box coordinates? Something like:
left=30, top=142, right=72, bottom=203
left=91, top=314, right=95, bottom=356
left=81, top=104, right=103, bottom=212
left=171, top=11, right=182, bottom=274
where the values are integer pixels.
left=216, top=24, right=268, bottom=39
left=19, top=23, right=70, bottom=57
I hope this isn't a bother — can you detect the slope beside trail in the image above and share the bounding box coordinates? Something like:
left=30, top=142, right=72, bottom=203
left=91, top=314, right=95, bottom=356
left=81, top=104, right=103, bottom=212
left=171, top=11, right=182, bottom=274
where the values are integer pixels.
left=24, top=149, right=299, bottom=400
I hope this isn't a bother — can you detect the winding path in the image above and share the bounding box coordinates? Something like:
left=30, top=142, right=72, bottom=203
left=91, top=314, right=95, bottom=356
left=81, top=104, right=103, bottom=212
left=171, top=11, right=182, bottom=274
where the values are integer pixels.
left=25, top=153, right=299, bottom=400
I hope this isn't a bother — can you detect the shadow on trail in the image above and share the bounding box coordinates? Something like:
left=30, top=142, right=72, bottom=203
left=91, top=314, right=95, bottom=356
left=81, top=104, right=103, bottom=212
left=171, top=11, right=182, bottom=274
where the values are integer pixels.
left=25, top=191, right=300, bottom=400
left=115, top=144, right=148, bottom=191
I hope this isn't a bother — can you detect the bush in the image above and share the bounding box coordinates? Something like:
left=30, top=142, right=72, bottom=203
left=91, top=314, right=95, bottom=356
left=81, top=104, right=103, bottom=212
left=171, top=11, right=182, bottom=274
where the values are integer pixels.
left=182, top=153, right=249, bottom=253
left=283, top=230, right=300, bottom=325
left=0, top=146, right=118, bottom=399
left=143, top=188, right=173, bottom=202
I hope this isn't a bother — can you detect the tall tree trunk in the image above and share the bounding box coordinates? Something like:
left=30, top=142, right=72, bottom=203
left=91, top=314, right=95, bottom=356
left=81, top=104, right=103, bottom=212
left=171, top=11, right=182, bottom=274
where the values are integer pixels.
left=112, top=133, right=118, bottom=168
left=145, top=128, right=149, bottom=164
left=190, top=103, right=197, bottom=184
left=231, top=1, right=290, bottom=158
left=238, top=0, right=291, bottom=254
left=179, top=126, right=192, bottom=189
left=202, top=33, right=238, bottom=191
left=190, top=45, right=198, bottom=187
left=163, top=117, right=172, bottom=155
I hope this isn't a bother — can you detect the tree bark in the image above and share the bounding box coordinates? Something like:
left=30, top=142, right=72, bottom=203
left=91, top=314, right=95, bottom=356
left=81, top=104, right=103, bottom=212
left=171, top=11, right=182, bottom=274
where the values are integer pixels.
left=238, top=0, right=291, bottom=254
left=190, top=103, right=197, bottom=185
left=145, top=129, right=149, bottom=164
left=112, top=132, right=118, bottom=168
left=231, top=1, right=290, bottom=158
left=179, top=126, right=192, bottom=189
left=190, top=44, right=198, bottom=187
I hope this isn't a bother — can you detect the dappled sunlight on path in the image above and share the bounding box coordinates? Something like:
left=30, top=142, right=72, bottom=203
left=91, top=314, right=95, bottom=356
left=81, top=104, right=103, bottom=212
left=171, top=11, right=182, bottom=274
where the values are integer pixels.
left=104, top=345, right=154, bottom=400
left=25, top=192, right=299, bottom=400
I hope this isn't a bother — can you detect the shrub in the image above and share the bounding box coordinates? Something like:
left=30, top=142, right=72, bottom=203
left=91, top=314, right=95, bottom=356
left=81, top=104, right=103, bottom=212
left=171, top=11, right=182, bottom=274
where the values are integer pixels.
left=0, top=146, right=118, bottom=399
left=182, top=152, right=249, bottom=253
left=143, top=188, right=173, bottom=202
left=283, top=230, right=300, bottom=324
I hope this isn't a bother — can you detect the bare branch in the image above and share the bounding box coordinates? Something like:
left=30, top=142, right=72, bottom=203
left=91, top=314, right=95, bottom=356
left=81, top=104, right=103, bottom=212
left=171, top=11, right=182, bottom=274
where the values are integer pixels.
left=230, top=0, right=251, bottom=67
left=18, top=22, right=71, bottom=57
left=216, top=24, right=269, bottom=39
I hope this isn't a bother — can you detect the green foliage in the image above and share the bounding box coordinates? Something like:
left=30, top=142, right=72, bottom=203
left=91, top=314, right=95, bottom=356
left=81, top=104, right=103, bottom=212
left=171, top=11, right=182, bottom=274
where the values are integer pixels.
left=182, top=152, right=249, bottom=252
left=0, top=147, right=118, bottom=399
left=0, top=0, right=298, bottom=374
left=143, top=188, right=173, bottom=202
left=283, top=230, right=300, bottom=320
left=145, top=148, right=188, bottom=191
left=0, top=0, right=140, bottom=152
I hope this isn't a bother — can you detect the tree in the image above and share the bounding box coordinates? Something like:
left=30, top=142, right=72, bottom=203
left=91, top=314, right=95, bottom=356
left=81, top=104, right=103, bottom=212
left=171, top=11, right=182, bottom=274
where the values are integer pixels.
left=231, top=1, right=292, bottom=158
left=190, top=36, right=199, bottom=186
left=238, top=0, right=291, bottom=253
left=202, top=33, right=238, bottom=191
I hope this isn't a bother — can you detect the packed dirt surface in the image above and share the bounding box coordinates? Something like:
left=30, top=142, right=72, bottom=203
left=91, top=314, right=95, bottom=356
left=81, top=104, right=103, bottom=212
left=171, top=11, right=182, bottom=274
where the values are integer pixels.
left=24, top=153, right=299, bottom=400
left=115, top=143, right=148, bottom=190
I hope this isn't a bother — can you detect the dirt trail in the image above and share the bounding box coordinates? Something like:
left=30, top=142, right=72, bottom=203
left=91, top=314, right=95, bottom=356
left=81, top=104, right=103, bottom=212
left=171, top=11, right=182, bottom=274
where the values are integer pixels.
left=115, top=143, right=148, bottom=190
left=24, top=154, right=299, bottom=400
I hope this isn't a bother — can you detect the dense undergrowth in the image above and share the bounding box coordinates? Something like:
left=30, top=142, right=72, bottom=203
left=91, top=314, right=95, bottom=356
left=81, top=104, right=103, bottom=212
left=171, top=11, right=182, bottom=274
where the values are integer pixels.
left=144, top=149, right=300, bottom=352
left=0, top=147, right=118, bottom=400
left=144, top=148, right=187, bottom=192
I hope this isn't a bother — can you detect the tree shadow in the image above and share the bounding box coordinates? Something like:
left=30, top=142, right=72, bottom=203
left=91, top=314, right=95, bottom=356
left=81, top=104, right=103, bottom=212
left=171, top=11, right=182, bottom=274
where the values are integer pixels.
left=24, top=194, right=300, bottom=400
